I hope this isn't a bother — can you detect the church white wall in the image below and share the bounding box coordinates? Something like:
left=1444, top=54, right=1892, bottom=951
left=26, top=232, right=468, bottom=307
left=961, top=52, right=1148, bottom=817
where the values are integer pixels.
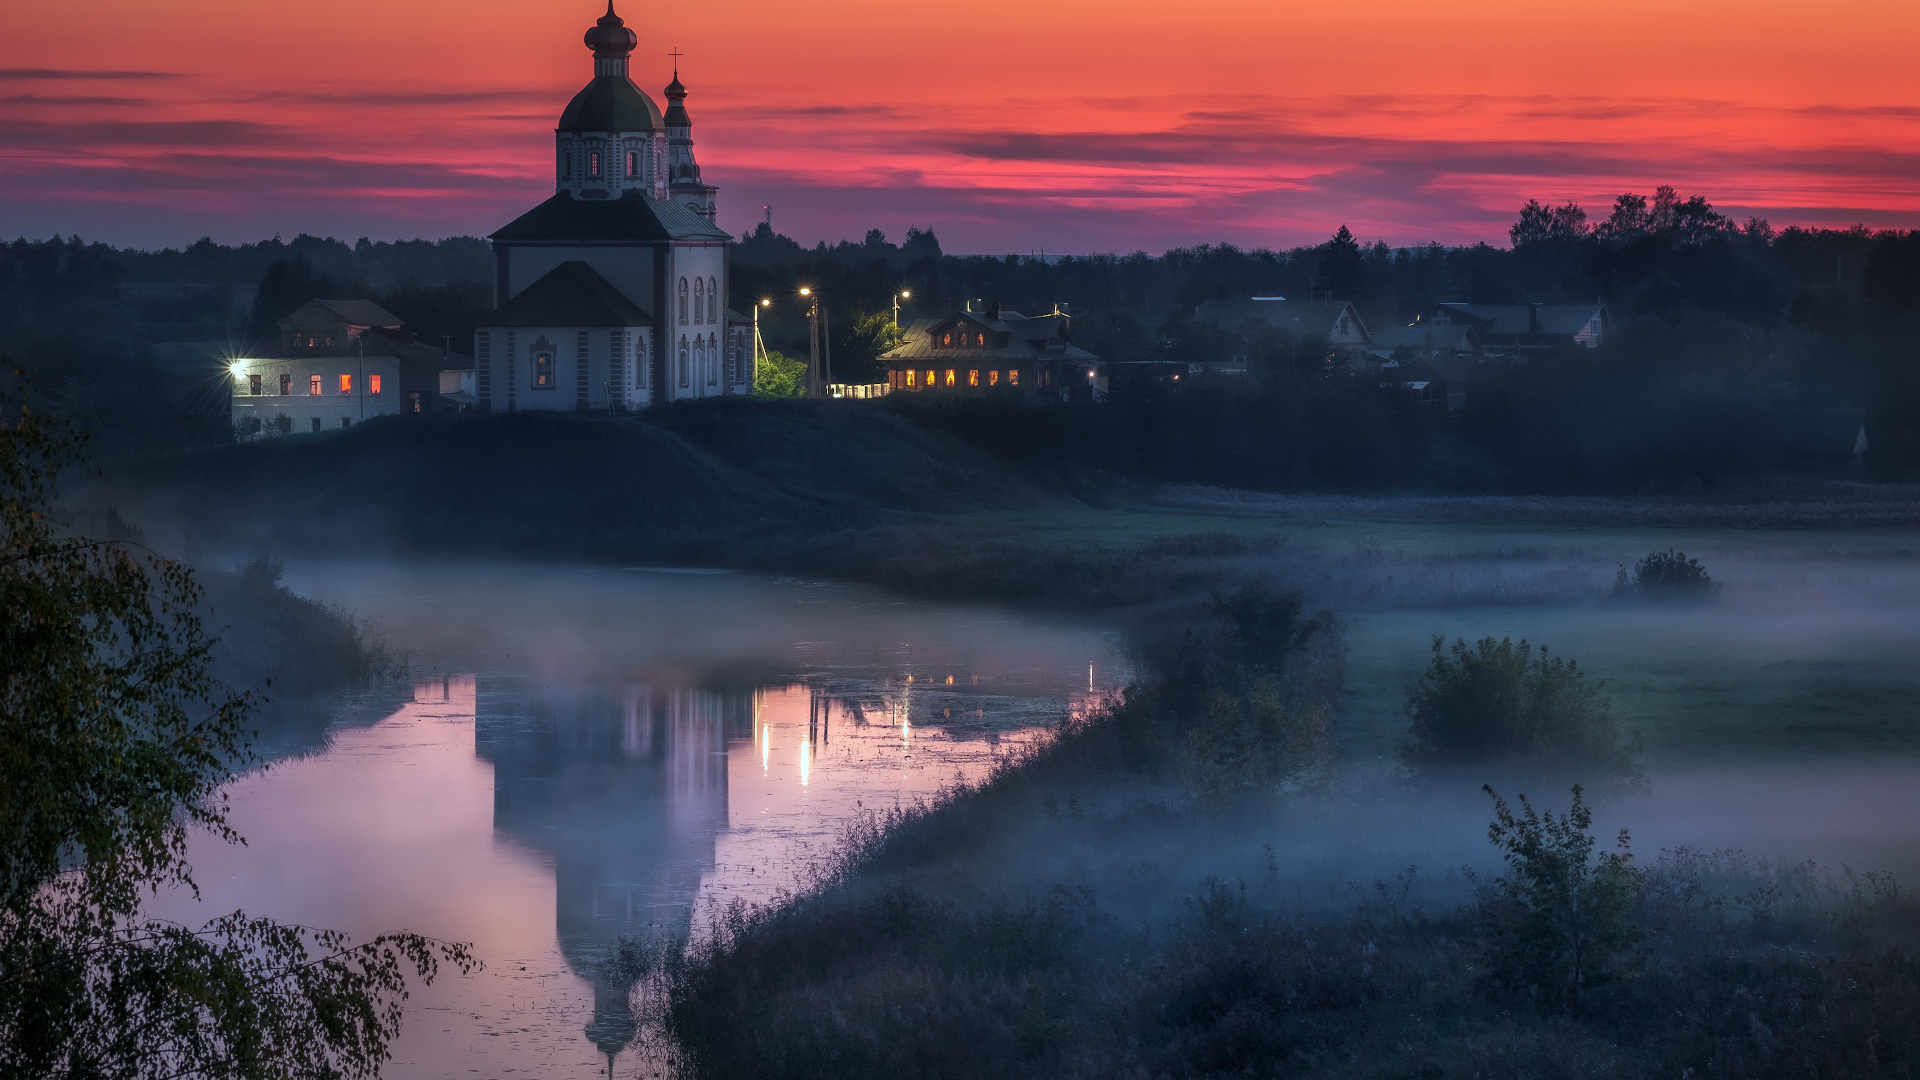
left=473, top=324, right=652, bottom=412
left=663, top=245, right=729, bottom=402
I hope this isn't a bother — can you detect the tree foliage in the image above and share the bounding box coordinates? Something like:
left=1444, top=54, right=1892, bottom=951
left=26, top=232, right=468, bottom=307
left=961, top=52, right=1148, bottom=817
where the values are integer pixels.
left=752, top=349, right=807, bottom=397
left=0, top=373, right=474, bottom=1078
left=1477, top=785, right=1644, bottom=1014
left=1399, top=637, right=1641, bottom=787
left=1614, top=549, right=1718, bottom=599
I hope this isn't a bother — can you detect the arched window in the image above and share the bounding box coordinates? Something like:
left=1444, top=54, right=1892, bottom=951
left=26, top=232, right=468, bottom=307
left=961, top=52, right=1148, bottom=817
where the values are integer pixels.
left=694, top=277, right=704, bottom=325
left=678, top=278, right=688, bottom=325
left=588, top=150, right=602, bottom=178
left=626, top=150, right=638, bottom=177
left=693, top=335, right=705, bottom=387
left=708, top=278, right=719, bottom=323
left=678, top=337, right=689, bottom=387
left=708, top=334, right=718, bottom=384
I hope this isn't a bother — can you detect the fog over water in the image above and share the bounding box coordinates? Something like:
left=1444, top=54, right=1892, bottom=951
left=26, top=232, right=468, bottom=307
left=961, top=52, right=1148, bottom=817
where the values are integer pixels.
left=149, top=539, right=1920, bottom=1076
left=153, top=562, right=1125, bottom=1076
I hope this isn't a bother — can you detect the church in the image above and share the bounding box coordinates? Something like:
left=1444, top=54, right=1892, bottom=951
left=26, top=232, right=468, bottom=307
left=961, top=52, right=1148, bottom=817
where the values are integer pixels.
left=475, top=4, right=748, bottom=411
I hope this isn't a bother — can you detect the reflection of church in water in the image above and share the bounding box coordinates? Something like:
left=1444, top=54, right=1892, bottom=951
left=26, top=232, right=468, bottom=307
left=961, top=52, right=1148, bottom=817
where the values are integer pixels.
left=473, top=678, right=756, bottom=1057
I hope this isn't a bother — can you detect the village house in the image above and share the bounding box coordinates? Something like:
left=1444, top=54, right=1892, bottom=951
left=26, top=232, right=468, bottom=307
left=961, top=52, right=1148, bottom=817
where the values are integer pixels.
left=1193, top=297, right=1373, bottom=356
left=1427, top=301, right=1608, bottom=352
left=227, top=299, right=473, bottom=435
left=879, top=305, right=1103, bottom=398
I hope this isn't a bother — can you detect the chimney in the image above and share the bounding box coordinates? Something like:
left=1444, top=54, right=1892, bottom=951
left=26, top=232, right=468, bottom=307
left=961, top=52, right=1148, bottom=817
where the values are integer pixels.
left=989, top=301, right=1002, bottom=320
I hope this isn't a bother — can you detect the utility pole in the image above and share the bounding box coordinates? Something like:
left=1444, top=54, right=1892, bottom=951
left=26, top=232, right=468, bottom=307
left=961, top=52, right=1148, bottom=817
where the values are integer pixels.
left=357, top=336, right=366, bottom=422
left=802, top=287, right=821, bottom=398
left=751, top=298, right=769, bottom=390
left=823, top=307, right=833, bottom=394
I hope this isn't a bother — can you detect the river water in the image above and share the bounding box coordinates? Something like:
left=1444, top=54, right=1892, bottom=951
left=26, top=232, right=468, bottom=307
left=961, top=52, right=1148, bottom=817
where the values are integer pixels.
left=157, top=562, right=1126, bottom=1078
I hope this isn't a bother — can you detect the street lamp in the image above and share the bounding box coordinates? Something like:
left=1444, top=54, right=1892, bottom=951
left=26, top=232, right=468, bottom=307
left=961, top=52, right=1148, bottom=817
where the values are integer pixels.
left=891, top=289, right=912, bottom=327
left=800, top=287, right=830, bottom=397
left=752, top=298, right=771, bottom=388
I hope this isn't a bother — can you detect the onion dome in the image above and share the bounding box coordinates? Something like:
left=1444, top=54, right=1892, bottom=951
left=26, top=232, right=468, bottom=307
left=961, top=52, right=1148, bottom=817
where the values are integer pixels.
left=663, top=69, right=690, bottom=127
left=583, top=2, right=636, bottom=58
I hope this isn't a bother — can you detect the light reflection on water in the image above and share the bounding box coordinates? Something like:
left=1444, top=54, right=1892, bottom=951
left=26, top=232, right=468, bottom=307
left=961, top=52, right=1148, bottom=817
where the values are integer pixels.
left=159, top=562, right=1125, bottom=1078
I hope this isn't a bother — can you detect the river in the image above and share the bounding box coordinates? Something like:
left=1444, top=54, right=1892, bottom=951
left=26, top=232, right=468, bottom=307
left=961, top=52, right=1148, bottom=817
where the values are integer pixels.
left=156, top=561, right=1126, bottom=1078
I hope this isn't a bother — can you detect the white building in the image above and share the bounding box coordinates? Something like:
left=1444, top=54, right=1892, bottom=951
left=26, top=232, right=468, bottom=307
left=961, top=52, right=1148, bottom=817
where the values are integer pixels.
left=477, top=3, right=750, bottom=412
left=228, top=299, right=473, bottom=435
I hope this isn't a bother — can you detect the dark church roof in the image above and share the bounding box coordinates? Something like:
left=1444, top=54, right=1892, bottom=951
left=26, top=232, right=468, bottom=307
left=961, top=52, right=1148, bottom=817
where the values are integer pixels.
left=482, top=261, right=652, bottom=327
left=490, top=190, right=731, bottom=244
left=558, top=76, right=664, bottom=133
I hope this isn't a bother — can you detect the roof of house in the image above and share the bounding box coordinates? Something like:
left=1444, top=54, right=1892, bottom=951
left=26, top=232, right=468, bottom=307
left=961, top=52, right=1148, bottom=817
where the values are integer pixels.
left=244, top=326, right=470, bottom=367
left=1194, top=298, right=1366, bottom=336
left=557, top=76, right=665, bottom=133
left=490, top=189, right=732, bottom=244
left=1435, top=302, right=1603, bottom=336
left=480, top=261, right=652, bottom=328
left=879, top=311, right=1099, bottom=363
left=282, top=299, right=403, bottom=329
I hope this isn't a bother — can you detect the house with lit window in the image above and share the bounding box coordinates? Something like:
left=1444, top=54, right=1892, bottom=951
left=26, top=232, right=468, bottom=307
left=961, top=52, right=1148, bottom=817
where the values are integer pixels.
left=879, top=305, right=1102, bottom=399
left=227, top=299, right=473, bottom=435
left=474, top=3, right=749, bottom=412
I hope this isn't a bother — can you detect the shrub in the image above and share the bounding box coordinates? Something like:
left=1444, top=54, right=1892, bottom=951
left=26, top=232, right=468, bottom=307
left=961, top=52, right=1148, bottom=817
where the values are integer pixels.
left=1399, top=636, right=1642, bottom=787
left=1476, top=785, right=1644, bottom=1014
left=1614, top=548, right=1719, bottom=598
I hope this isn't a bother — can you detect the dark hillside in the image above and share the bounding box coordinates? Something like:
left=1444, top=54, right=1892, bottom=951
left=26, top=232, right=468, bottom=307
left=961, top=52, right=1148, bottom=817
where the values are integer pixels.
left=96, top=399, right=1067, bottom=564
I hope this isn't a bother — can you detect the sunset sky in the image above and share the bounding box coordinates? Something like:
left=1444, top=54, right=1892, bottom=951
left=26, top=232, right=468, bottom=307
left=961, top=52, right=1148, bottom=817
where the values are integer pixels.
left=3, top=0, right=1916, bottom=253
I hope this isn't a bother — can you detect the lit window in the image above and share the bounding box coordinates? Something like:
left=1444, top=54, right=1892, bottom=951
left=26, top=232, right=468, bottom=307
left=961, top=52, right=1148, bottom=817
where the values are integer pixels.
left=976, top=333, right=985, bottom=346
left=968, top=370, right=979, bottom=386
left=941, top=333, right=952, bottom=347
left=339, top=373, right=352, bottom=394
left=924, top=370, right=934, bottom=387
left=989, top=370, right=999, bottom=386
left=533, top=351, right=554, bottom=388
left=1008, top=369, right=1019, bottom=386
left=248, top=373, right=261, bottom=395
left=369, top=373, right=382, bottom=395
left=944, top=369, right=955, bottom=386
left=905, top=369, right=916, bottom=387
left=589, top=151, right=602, bottom=177
left=279, top=373, right=291, bottom=395
left=309, top=374, right=322, bottom=395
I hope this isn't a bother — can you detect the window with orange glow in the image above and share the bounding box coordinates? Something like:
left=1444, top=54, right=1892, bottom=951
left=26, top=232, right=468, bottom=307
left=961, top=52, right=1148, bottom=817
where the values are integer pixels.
left=944, top=369, right=955, bottom=386
left=989, top=370, right=999, bottom=386
left=976, top=333, right=986, bottom=346
left=905, top=369, right=916, bottom=387
left=309, top=374, right=322, bottom=395
left=1008, top=369, right=1019, bottom=386
left=338, top=373, right=352, bottom=394
left=968, top=369, right=979, bottom=386
left=369, top=373, right=382, bottom=395
left=941, top=332, right=952, bottom=347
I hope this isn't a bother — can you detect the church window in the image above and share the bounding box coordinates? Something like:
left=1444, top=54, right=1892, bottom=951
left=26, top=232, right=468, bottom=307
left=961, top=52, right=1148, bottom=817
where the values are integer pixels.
left=944, top=369, right=955, bottom=387
left=369, top=373, right=382, bottom=395
left=589, top=151, right=602, bottom=178
left=558, top=147, right=570, bottom=179
left=968, top=370, right=978, bottom=386
left=1008, top=369, right=1019, bottom=386
left=709, top=278, right=719, bottom=322
left=626, top=150, right=638, bottom=177
left=311, top=417, right=321, bottom=432
left=533, top=351, right=554, bottom=388
left=708, top=334, right=718, bottom=384
left=339, top=373, right=352, bottom=394
left=309, top=374, right=322, bottom=395
left=279, top=374, right=291, bottom=395
left=694, top=278, right=704, bottom=324
left=247, top=373, right=261, bottom=396
left=989, top=370, right=999, bottom=386
left=678, top=278, right=689, bottom=325
left=678, top=337, right=689, bottom=387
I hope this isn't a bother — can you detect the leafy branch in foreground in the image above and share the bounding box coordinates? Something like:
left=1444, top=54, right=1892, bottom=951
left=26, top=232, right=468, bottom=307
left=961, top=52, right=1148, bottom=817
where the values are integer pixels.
left=0, top=370, right=475, bottom=1078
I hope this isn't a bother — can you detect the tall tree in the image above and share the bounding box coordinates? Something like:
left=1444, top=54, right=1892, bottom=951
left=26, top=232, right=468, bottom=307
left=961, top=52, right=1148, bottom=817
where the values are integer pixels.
left=1314, top=225, right=1366, bottom=302
left=0, top=374, right=474, bottom=1077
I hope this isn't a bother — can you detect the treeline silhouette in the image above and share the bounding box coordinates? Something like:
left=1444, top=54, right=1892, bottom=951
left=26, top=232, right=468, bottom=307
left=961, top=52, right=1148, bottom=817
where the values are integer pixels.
left=4, top=190, right=1918, bottom=485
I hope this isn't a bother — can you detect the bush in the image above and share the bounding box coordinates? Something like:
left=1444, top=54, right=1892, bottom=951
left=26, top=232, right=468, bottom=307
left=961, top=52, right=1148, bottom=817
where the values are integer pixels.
left=1399, top=636, right=1642, bottom=787
left=1614, top=548, right=1719, bottom=598
left=753, top=349, right=807, bottom=397
left=1476, top=785, right=1643, bottom=1014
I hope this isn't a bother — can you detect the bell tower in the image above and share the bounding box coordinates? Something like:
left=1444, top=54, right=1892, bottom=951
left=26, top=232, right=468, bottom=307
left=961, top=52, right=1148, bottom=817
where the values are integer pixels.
left=663, top=61, right=719, bottom=222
